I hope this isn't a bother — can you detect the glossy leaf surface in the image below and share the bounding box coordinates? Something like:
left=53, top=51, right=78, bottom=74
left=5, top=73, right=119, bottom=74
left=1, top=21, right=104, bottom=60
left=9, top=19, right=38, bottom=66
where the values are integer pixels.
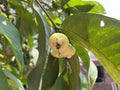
left=62, top=13, right=120, bottom=85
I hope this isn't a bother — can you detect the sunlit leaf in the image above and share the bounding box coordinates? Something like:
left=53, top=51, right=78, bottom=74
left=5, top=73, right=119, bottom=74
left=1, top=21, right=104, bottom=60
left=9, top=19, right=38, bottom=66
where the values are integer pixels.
left=64, top=0, right=105, bottom=14
left=62, top=13, right=120, bottom=85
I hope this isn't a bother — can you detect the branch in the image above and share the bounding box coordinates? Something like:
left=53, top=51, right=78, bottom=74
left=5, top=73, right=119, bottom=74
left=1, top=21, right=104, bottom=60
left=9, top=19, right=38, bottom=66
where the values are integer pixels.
left=36, top=0, right=61, bottom=32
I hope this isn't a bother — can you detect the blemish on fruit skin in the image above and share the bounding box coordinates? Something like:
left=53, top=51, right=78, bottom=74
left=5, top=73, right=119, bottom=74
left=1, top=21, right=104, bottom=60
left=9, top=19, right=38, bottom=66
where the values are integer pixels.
left=56, top=42, right=61, bottom=49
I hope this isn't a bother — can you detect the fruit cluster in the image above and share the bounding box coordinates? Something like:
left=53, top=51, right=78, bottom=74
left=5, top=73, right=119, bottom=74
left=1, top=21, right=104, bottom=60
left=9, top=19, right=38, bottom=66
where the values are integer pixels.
left=49, top=33, right=75, bottom=59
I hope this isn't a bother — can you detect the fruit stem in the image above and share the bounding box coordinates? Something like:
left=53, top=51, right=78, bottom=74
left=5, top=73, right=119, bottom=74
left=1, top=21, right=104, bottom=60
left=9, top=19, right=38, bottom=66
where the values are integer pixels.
left=36, top=0, right=61, bottom=32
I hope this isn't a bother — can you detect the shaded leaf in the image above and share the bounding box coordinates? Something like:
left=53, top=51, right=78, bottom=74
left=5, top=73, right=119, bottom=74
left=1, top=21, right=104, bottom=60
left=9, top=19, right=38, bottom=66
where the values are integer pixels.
left=28, top=64, right=42, bottom=90
left=41, top=54, right=59, bottom=90
left=62, top=13, right=120, bottom=85
left=73, top=42, right=90, bottom=70
left=33, top=1, right=50, bottom=65
left=0, top=14, right=24, bottom=73
left=67, top=54, right=80, bottom=90
left=73, top=42, right=97, bottom=89
left=9, top=0, right=36, bottom=37
left=0, top=69, right=9, bottom=90
left=51, top=76, right=69, bottom=90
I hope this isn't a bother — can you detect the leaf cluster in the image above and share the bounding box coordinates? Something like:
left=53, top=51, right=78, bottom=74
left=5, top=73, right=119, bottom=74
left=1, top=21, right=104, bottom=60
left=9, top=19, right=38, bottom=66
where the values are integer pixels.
left=0, top=0, right=120, bottom=90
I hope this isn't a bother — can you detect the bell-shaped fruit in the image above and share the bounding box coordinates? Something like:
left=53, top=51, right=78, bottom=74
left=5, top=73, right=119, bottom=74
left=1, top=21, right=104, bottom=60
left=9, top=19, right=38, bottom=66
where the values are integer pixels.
left=50, top=44, right=76, bottom=59
left=60, top=44, right=76, bottom=59
left=50, top=49, right=61, bottom=58
left=49, top=33, right=69, bottom=52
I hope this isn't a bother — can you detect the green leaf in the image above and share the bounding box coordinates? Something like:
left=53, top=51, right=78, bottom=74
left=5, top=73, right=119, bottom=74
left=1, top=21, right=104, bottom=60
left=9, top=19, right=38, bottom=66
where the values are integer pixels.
left=62, top=13, right=120, bottom=85
left=67, top=54, right=80, bottom=90
left=41, top=54, right=59, bottom=90
left=0, top=69, right=9, bottom=90
left=88, top=61, right=97, bottom=90
left=3, top=69, right=25, bottom=90
left=0, top=14, right=24, bottom=73
left=73, top=42, right=90, bottom=70
left=9, top=0, right=36, bottom=37
left=74, top=42, right=97, bottom=89
left=64, top=0, right=105, bottom=14
left=51, top=76, right=69, bottom=90
left=28, top=64, right=42, bottom=90
left=80, top=72, right=88, bottom=90
left=48, top=12, right=62, bottom=24
left=28, top=2, right=51, bottom=90
left=33, top=1, right=50, bottom=65
left=8, top=79, right=19, bottom=90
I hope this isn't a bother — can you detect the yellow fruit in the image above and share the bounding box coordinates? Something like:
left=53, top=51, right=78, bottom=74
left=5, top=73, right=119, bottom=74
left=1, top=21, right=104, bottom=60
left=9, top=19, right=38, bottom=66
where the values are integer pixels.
left=50, top=44, right=76, bottom=59
left=49, top=33, right=76, bottom=59
left=60, top=44, right=76, bottom=59
left=49, top=33, right=69, bottom=52
left=50, top=49, right=61, bottom=58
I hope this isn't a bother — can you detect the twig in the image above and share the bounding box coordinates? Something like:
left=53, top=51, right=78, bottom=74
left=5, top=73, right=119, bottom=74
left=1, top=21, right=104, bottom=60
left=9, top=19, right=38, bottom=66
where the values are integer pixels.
left=36, top=0, right=60, bottom=32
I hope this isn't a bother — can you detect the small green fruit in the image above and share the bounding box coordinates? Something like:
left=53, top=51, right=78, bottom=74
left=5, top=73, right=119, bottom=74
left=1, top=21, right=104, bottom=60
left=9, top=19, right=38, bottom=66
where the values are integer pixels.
left=49, top=33, right=69, bottom=52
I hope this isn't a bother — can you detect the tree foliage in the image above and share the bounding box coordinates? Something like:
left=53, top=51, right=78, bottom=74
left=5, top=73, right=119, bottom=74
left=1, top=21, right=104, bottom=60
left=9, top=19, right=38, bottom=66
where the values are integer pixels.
left=0, top=0, right=120, bottom=90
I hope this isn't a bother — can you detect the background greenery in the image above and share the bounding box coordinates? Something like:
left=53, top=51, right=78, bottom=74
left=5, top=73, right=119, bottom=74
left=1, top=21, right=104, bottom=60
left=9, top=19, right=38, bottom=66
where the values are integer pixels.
left=0, top=0, right=120, bottom=90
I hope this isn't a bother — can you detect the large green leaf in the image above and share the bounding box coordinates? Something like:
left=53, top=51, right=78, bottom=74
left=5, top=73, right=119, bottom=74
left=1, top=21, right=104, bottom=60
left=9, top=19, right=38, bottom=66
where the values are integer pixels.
left=62, top=13, right=120, bottom=85
left=28, top=2, right=51, bottom=90
left=0, top=69, right=9, bottom=90
left=33, top=2, right=50, bottom=65
left=0, top=14, right=24, bottom=73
